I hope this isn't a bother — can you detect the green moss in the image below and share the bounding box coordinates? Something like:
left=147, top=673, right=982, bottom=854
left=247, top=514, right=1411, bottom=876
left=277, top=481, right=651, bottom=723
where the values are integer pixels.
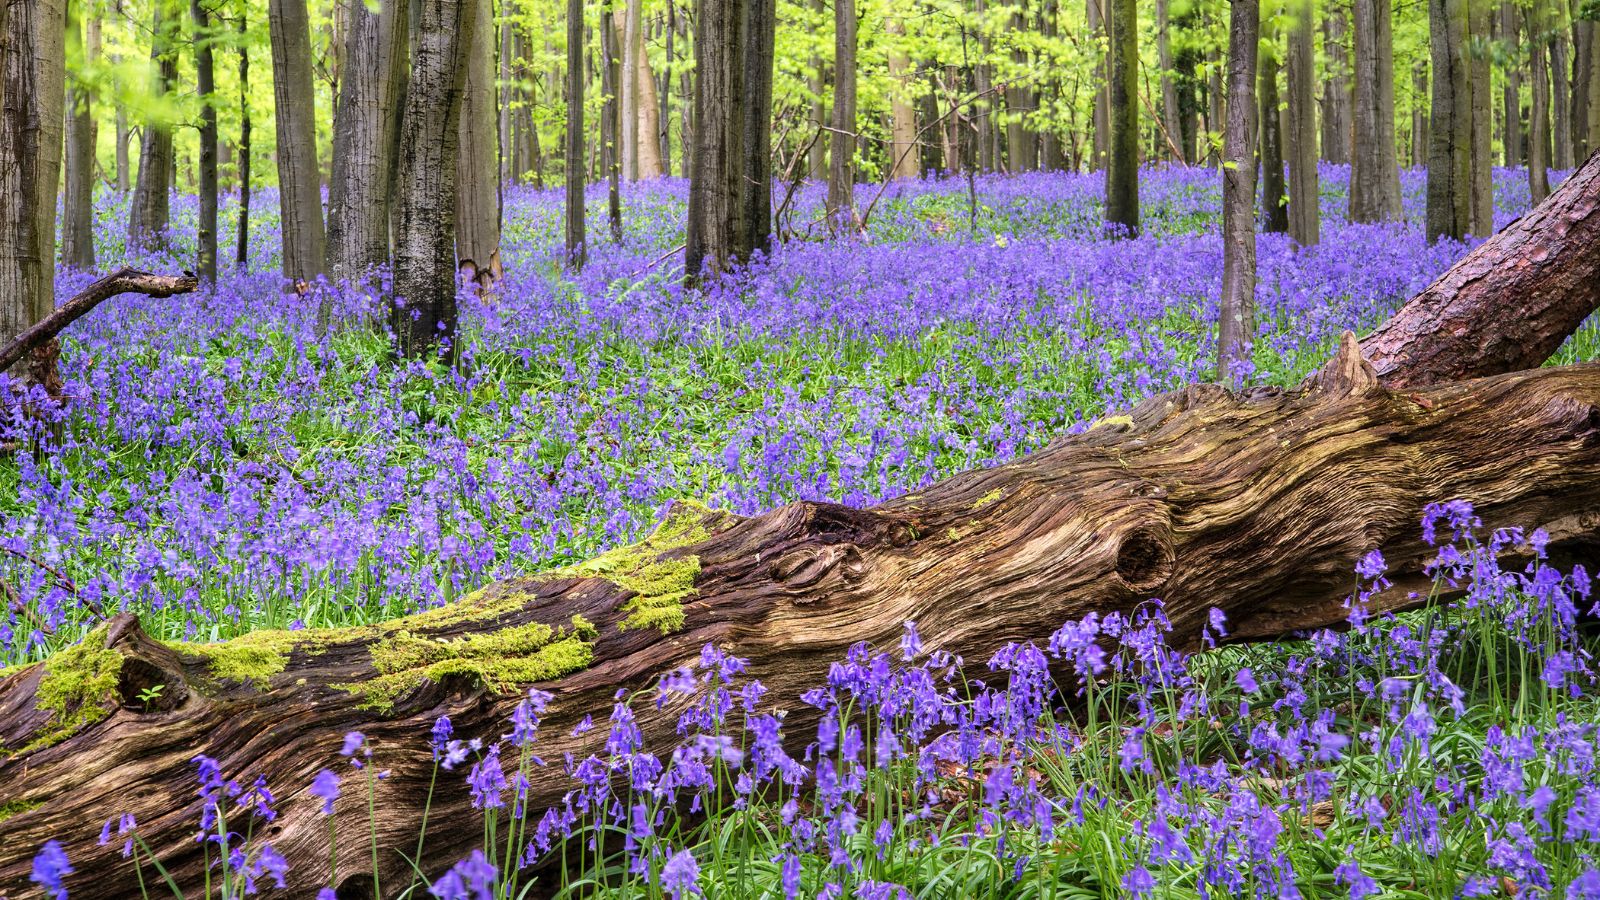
left=339, top=615, right=597, bottom=713
left=972, top=488, right=1005, bottom=509
left=0, top=799, right=42, bottom=825
left=20, top=624, right=122, bottom=754
left=546, top=500, right=713, bottom=634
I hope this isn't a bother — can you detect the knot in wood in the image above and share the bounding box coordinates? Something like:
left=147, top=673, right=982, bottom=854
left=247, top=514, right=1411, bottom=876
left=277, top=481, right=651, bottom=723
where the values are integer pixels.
left=771, top=544, right=867, bottom=593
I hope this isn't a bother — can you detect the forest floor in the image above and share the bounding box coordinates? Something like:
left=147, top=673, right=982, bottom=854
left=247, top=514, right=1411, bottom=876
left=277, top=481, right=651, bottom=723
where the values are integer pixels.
left=9, top=167, right=1600, bottom=898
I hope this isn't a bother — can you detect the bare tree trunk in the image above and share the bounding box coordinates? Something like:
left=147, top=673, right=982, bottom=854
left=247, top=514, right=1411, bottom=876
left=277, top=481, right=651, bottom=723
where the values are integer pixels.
left=1412, top=59, right=1429, bottom=168
left=0, top=0, right=66, bottom=375
left=128, top=4, right=176, bottom=254
left=975, top=0, right=997, bottom=170
left=661, top=1, right=675, bottom=175
left=808, top=0, right=827, bottom=180
left=457, top=0, right=500, bottom=277
left=827, top=0, right=857, bottom=225
left=1428, top=0, right=1472, bottom=241
left=1206, top=41, right=1223, bottom=166
left=1088, top=0, right=1108, bottom=170
left=1502, top=0, right=1523, bottom=167
left=634, top=36, right=664, bottom=178
left=327, top=0, right=408, bottom=281
left=1528, top=4, right=1553, bottom=202
left=61, top=4, right=96, bottom=271
left=392, top=0, right=477, bottom=362
left=1554, top=19, right=1574, bottom=169
left=1219, top=0, right=1258, bottom=384
left=1287, top=0, right=1318, bottom=245
left=113, top=81, right=129, bottom=193
left=618, top=0, right=641, bottom=180
left=235, top=13, right=252, bottom=269
left=1259, top=32, right=1289, bottom=235
left=194, top=0, right=218, bottom=284
left=499, top=14, right=513, bottom=185
left=1350, top=0, right=1402, bottom=221
left=1321, top=1, right=1352, bottom=164
left=1573, top=18, right=1592, bottom=161
left=600, top=2, right=622, bottom=240
left=1039, top=0, right=1066, bottom=169
left=1155, top=0, right=1179, bottom=162
left=1469, top=0, right=1493, bottom=237
left=565, top=0, right=586, bottom=268
left=1004, top=9, right=1036, bottom=171
left=1104, top=0, right=1138, bottom=233
left=268, top=0, right=328, bottom=284
left=886, top=16, right=919, bottom=179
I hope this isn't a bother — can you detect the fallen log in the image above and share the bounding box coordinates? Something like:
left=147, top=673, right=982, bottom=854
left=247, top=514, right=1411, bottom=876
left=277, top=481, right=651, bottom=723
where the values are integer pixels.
left=0, top=266, right=200, bottom=375
left=2, top=335, right=1599, bottom=896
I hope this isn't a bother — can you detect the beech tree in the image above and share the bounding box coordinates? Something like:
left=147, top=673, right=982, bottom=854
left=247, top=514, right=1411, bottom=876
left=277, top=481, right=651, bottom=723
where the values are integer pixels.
left=1321, top=2, right=1351, bottom=165
left=827, top=0, right=858, bottom=227
left=1349, top=0, right=1402, bottom=222
left=565, top=0, right=587, bottom=268
left=1103, top=0, right=1138, bottom=234
left=194, top=0, right=219, bottom=284
left=328, top=0, right=409, bottom=282
left=1259, top=31, right=1289, bottom=235
left=457, top=0, right=500, bottom=278
left=1427, top=0, right=1472, bottom=241
left=61, top=4, right=96, bottom=272
left=128, top=2, right=176, bottom=253
left=267, top=0, right=328, bottom=285
left=1285, top=0, right=1318, bottom=246
left=1218, top=0, right=1257, bottom=385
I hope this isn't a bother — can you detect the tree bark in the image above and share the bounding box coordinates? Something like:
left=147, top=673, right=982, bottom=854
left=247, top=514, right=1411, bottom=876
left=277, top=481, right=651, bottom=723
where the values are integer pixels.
left=1259, top=31, right=1289, bottom=236
left=0, top=268, right=200, bottom=374
left=128, top=3, right=175, bottom=254
left=268, top=0, right=329, bottom=284
left=1555, top=19, right=1574, bottom=170
left=826, top=0, right=857, bottom=227
left=1530, top=4, right=1553, bottom=202
left=1349, top=0, right=1402, bottom=222
left=236, top=12, right=252, bottom=269
left=1469, top=0, right=1493, bottom=237
left=886, top=16, right=920, bottom=180
left=600, top=3, right=622, bottom=240
left=327, top=0, right=408, bottom=282
left=1219, top=0, right=1258, bottom=385
left=1503, top=0, right=1523, bottom=167
left=619, top=0, right=641, bottom=180
left=1321, top=1, right=1351, bottom=165
left=1427, top=0, right=1472, bottom=241
left=1286, top=0, right=1318, bottom=245
left=1004, top=8, right=1036, bottom=172
left=14, top=316, right=1600, bottom=895
left=565, top=0, right=587, bottom=269
left=457, top=0, right=500, bottom=277
left=61, top=4, right=96, bottom=272
left=194, top=0, right=219, bottom=284
left=634, top=35, right=664, bottom=179
left=1104, top=0, right=1138, bottom=234
left=1573, top=18, right=1592, bottom=162
left=392, top=0, right=476, bottom=362
left=1363, top=147, right=1600, bottom=388
left=1088, top=0, right=1108, bottom=170
left=1156, top=0, right=1180, bottom=163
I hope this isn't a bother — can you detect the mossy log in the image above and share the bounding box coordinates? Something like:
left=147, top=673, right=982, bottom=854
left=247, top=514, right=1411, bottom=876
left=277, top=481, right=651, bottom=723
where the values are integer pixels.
left=3, top=334, right=1600, bottom=896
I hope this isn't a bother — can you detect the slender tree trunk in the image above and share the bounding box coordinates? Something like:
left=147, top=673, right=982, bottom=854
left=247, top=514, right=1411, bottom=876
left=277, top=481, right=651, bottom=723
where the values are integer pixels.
left=113, top=74, right=129, bottom=193
left=236, top=13, right=252, bottom=268
left=1088, top=0, right=1108, bottom=170
left=327, top=0, right=408, bottom=281
left=1554, top=22, right=1574, bottom=169
left=499, top=15, right=513, bottom=185
left=565, top=0, right=586, bottom=268
left=808, top=0, right=827, bottom=180
left=827, top=0, right=857, bottom=225
left=393, top=0, right=477, bottom=362
left=736, top=0, right=777, bottom=258
left=1286, top=0, right=1318, bottom=245
left=1350, top=0, right=1402, bottom=221
left=1412, top=59, right=1429, bottom=168
left=677, top=10, right=692, bottom=179
left=194, top=0, right=218, bottom=284
left=1206, top=41, right=1223, bottom=166
left=1502, top=0, right=1523, bottom=167
left=1004, top=8, right=1036, bottom=171
left=887, top=17, right=919, bottom=179
left=1156, top=0, right=1180, bottom=163
left=972, top=0, right=995, bottom=172
left=634, top=36, right=664, bottom=178
left=1039, top=0, right=1065, bottom=169
left=1469, top=0, right=1492, bottom=236
left=128, top=3, right=175, bottom=253
left=1427, top=0, right=1472, bottom=241
left=1321, top=1, right=1352, bottom=165
left=457, top=0, right=500, bottom=276
left=661, top=1, right=675, bottom=174
left=268, top=0, right=329, bottom=284
left=1219, top=0, right=1258, bottom=385
left=618, top=0, right=641, bottom=181
left=61, top=4, right=96, bottom=271
left=1529, top=4, right=1553, bottom=202
left=1573, top=18, right=1592, bottom=161
left=1259, top=34, right=1289, bottom=235
left=1, top=0, right=66, bottom=375
left=600, top=2, right=622, bottom=240
left=1104, top=0, right=1138, bottom=233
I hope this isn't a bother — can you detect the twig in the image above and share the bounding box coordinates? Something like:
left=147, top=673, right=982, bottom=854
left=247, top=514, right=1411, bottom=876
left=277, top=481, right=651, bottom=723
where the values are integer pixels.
left=627, top=242, right=687, bottom=280
left=858, top=84, right=1007, bottom=232
left=0, top=266, right=199, bottom=373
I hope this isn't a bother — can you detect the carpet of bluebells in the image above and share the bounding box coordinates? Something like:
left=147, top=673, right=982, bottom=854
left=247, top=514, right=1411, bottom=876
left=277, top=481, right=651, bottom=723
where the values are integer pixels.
left=12, top=166, right=1600, bottom=898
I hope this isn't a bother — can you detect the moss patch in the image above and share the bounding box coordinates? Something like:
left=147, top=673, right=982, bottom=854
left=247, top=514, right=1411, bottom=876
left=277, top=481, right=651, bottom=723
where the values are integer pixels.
left=971, top=488, right=1005, bottom=509
left=0, top=799, right=42, bottom=825
left=547, top=501, right=712, bottom=634
left=338, top=615, right=597, bottom=713
left=21, top=624, right=122, bottom=754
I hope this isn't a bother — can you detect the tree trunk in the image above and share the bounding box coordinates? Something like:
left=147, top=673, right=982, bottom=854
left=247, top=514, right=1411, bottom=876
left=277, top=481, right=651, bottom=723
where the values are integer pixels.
left=1349, top=0, right=1402, bottom=222
left=1156, top=0, right=1180, bottom=163
left=887, top=16, right=920, bottom=179
left=661, top=2, right=675, bottom=175
left=392, top=0, right=476, bottom=362
left=1286, top=0, right=1318, bottom=245
left=61, top=4, right=96, bottom=272
left=327, top=0, right=408, bottom=282
left=618, top=0, right=641, bottom=181
left=236, top=13, right=252, bottom=269
left=1321, top=1, right=1351, bottom=165
left=1206, top=41, right=1223, bottom=166
left=1364, top=147, right=1600, bottom=387
left=634, top=36, right=664, bottom=179
left=1503, top=0, right=1523, bottom=167
left=600, top=4, right=622, bottom=240
left=1259, top=35, right=1289, bottom=236
left=17, top=220, right=1600, bottom=892
left=1427, top=0, right=1472, bottom=241
left=1469, top=0, right=1493, bottom=237
left=456, top=0, right=500, bottom=278
left=114, top=90, right=129, bottom=193
left=0, top=0, right=66, bottom=375
left=826, top=0, right=857, bottom=226
left=128, top=4, right=175, bottom=254
left=1412, top=59, right=1429, bottom=168
left=1530, top=4, right=1553, bottom=202
left=1088, top=0, right=1108, bottom=170
left=1219, top=0, right=1258, bottom=384
left=565, top=0, right=586, bottom=268
left=1555, top=22, right=1574, bottom=169
left=194, top=0, right=218, bottom=284
left=1573, top=18, right=1592, bottom=162
left=1104, top=0, right=1138, bottom=233
left=808, top=0, right=827, bottom=181
left=1004, top=9, right=1036, bottom=172
left=268, top=0, right=329, bottom=284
